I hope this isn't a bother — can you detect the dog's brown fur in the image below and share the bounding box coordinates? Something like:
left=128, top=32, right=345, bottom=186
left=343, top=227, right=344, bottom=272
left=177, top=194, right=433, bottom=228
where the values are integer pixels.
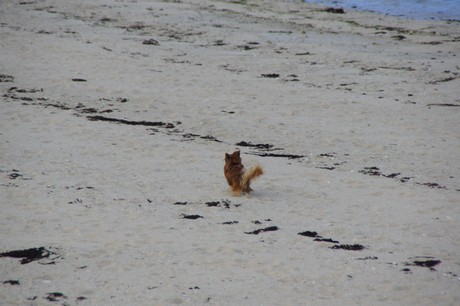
left=224, top=151, right=263, bottom=195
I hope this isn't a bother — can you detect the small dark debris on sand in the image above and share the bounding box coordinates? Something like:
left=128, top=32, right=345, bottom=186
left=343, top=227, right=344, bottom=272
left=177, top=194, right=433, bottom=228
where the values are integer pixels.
left=0, top=74, right=14, bottom=82
left=222, top=221, right=239, bottom=225
left=87, top=115, right=176, bottom=128
left=245, top=226, right=279, bottom=235
left=317, top=166, right=335, bottom=170
left=405, top=257, right=441, bottom=270
left=7, top=169, right=23, bottom=179
left=261, top=73, right=280, bottom=78
left=427, top=103, right=460, bottom=107
left=393, top=35, right=406, bottom=40
left=359, top=167, right=401, bottom=179
left=8, top=87, right=43, bottom=93
left=200, top=135, right=220, bottom=142
left=181, top=214, right=203, bottom=220
left=205, top=201, right=220, bottom=207
left=428, top=76, right=456, bottom=85
left=237, top=44, right=258, bottom=50
left=319, top=152, right=337, bottom=157
left=3, top=280, right=20, bottom=285
left=206, top=199, right=234, bottom=209
left=251, top=152, right=305, bottom=159
left=298, top=231, right=318, bottom=237
left=314, top=237, right=339, bottom=243
left=401, top=268, right=412, bottom=274
left=174, top=201, right=188, bottom=205
left=416, top=182, right=446, bottom=189
left=143, top=38, right=159, bottom=45
left=236, top=141, right=274, bottom=150
left=330, top=244, right=365, bottom=251
left=298, top=230, right=339, bottom=243
left=213, top=40, right=226, bottom=46
left=181, top=133, right=221, bottom=143
left=323, top=7, right=345, bottom=14
left=45, top=292, right=67, bottom=302
left=71, top=78, right=87, bottom=82
left=359, top=166, right=383, bottom=176
left=0, top=247, right=57, bottom=264
left=357, top=256, right=378, bottom=260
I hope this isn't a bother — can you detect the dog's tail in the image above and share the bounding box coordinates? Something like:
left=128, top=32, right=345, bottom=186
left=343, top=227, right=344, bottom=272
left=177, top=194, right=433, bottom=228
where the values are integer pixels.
left=241, top=165, right=264, bottom=192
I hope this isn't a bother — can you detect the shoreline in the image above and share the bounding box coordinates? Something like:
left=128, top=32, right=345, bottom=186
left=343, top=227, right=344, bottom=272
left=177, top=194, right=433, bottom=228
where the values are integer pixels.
left=303, top=0, right=460, bottom=21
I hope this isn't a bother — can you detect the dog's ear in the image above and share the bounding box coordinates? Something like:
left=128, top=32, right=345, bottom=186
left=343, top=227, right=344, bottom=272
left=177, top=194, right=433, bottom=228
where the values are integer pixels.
left=233, top=151, right=240, bottom=158
left=225, top=153, right=231, bottom=161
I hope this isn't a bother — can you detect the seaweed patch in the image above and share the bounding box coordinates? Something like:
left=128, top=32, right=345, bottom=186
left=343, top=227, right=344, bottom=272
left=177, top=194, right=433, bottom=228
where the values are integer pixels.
left=44, top=292, right=67, bottom=302
left=330, top=244, right=365, bottom=251
left=298, top=230, right=338, bottom=243
left=3, top=280, right=20, bottom=285
left=236, top=141, right=275, bottom=150
left=181, top=214, right=203, bottom=220
left=250, top=152, right=305, bottom=159
left=298, top=231, right=318, bottom=237
left=0, top=247, right=60, bottom=264
left=245, top=226, right=279, bottom=235
left=87, top=115, right=176, bottom=128
left=405, top=257, right=441, bottom=271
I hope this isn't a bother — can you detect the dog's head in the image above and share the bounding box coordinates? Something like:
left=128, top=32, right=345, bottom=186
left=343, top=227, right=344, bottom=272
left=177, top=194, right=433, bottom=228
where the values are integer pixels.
left=225, top=151, right=241, bottom=165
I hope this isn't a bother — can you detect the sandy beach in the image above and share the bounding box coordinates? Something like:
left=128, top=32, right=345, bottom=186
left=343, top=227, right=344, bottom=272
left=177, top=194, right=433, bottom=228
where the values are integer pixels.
left=1, top=0, right=459, bottom=305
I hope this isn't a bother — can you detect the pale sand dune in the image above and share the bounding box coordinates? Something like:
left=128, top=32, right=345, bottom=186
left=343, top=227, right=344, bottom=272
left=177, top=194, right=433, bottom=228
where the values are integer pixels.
left=1, top=0, right=459, bottom=305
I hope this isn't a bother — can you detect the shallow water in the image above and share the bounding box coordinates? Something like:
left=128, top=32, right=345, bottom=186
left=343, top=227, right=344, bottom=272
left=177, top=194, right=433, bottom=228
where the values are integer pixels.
left=304, top=0, right=460, bottom=20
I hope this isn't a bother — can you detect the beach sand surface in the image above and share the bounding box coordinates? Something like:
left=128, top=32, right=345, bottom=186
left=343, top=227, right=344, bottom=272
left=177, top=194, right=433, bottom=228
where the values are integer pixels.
left=1, top=0, right=459, bottom=305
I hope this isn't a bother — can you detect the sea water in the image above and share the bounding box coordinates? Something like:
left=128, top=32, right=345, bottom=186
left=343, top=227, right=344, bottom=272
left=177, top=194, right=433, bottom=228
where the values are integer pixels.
left=304, top=0, right=460, bottom=20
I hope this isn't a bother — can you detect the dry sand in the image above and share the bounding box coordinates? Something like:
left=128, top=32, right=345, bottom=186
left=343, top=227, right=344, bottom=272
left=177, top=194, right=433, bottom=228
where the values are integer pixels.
left=1, top=0, right=459, bottom=305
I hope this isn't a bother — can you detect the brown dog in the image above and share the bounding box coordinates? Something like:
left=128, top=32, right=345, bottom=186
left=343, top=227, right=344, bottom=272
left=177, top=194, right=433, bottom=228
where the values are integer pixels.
left=224, top=151, right=263, bottom=195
